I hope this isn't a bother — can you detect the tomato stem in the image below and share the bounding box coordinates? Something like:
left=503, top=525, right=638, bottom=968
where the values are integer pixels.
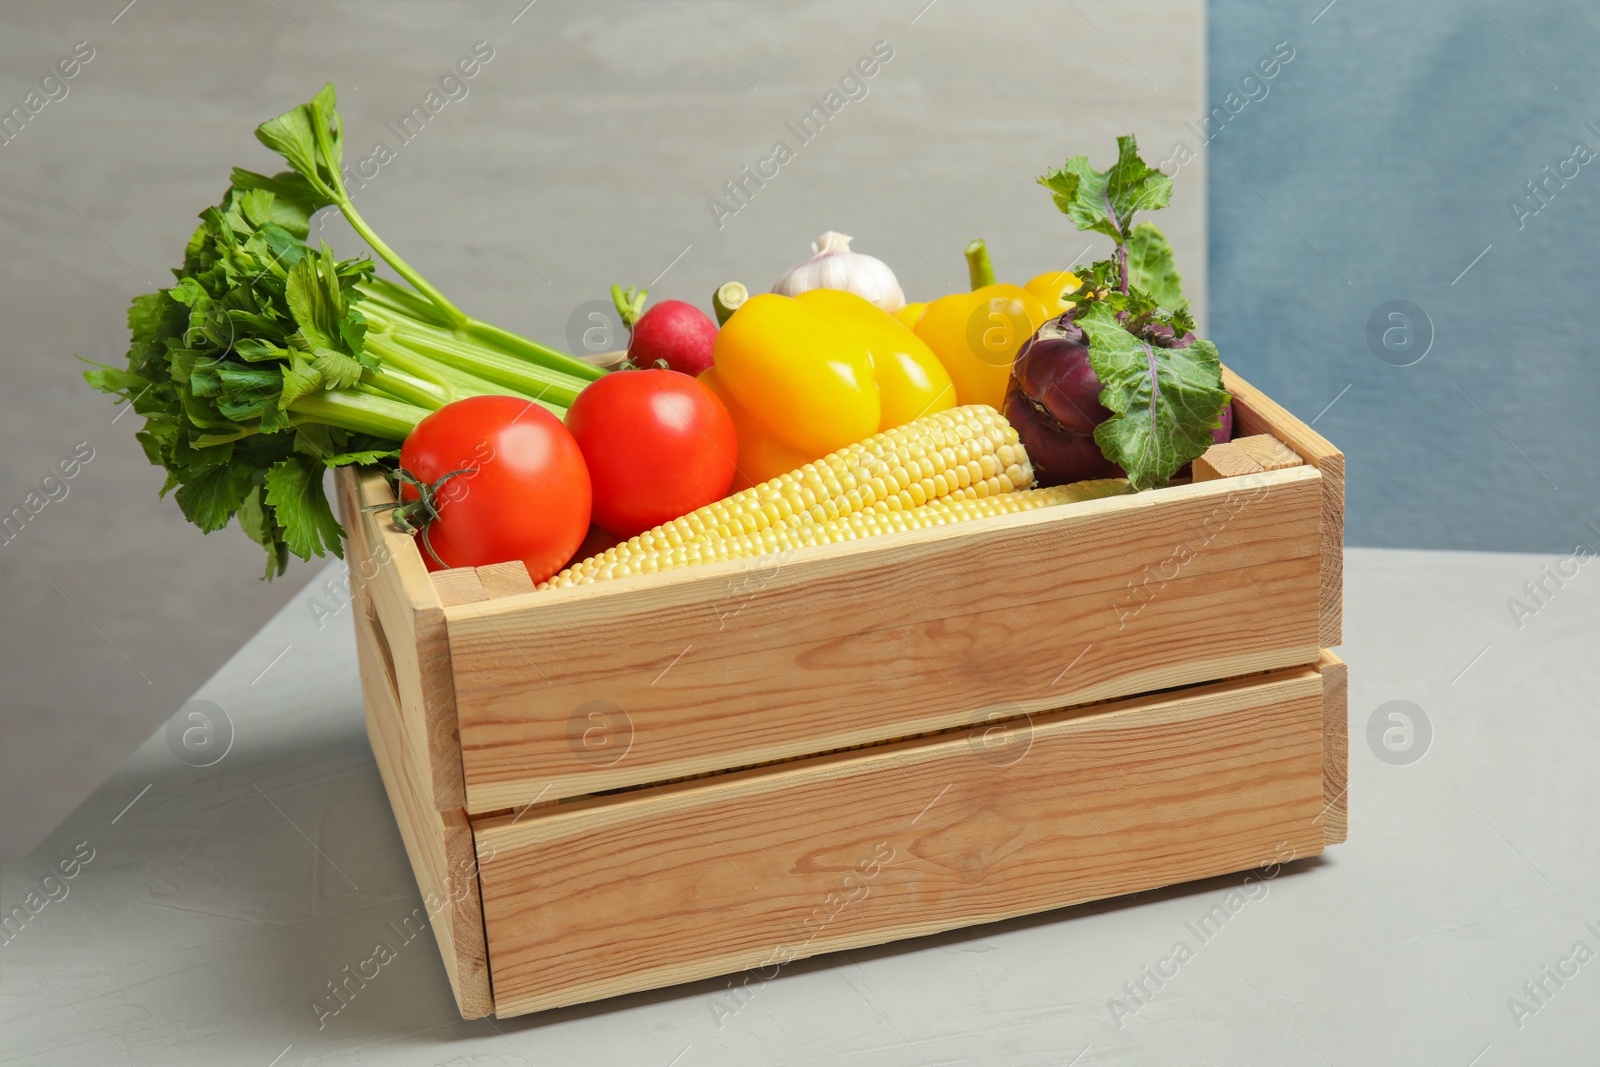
left=361, top=466, right=479, bottom=557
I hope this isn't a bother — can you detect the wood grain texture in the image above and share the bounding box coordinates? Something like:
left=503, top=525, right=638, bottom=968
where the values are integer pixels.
left=353, top=598, right=491, bottom=1018
left=434, top=569, right=489, bottom=607
left=337, top=469, right=466, bottom=810
left=446, top=465, right=1325, bottom=811
left=1195, top=435, right=1305, bottom=481
left=1319, top=649, right=1349, bottom=846
left=475, top=665, right=1329, bottom=1017
left=1224, top=367, right=1344, bottom=648
left=1194, top=440, right=1267, bottom=481
left=1234, top=434, right=1305, bottom=471
left=475, top=561, right=536, bottom=599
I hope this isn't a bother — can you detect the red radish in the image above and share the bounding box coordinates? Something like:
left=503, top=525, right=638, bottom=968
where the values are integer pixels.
left=628, top=300, right=718, bottom=376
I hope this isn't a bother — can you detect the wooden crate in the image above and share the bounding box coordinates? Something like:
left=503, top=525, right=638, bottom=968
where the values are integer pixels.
left=334, top=365, right=1347, bottom=1019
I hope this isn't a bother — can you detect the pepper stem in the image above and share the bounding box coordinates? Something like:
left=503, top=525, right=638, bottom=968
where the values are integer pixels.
left=965, top=238, right=996, bottom=290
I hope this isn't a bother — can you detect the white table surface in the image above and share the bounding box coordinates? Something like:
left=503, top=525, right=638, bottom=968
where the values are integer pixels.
left=3, top=546, right=1597, bottom=1066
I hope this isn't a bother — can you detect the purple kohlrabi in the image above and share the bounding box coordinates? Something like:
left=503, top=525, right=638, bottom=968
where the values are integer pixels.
left=1004, top=312, right=1232, bottom=486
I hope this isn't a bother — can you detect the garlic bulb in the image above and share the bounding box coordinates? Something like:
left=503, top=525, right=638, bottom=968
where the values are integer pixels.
left=771, top=231, right=905, bottom=312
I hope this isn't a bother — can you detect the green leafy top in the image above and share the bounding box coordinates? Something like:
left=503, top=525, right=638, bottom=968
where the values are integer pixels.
left=1125, top=222, right=1185, bottom=314
left=82, top=83, right=602, bottom=578
left=253, top=83, right=345, bottom=201
left=1074, top=303, right=1230, bottom=490
left=1038, top=135, right=1173, bottom=244
left=1038, top=135, right=1228, bottom=490
left=83, top=176, right=401, bottom=576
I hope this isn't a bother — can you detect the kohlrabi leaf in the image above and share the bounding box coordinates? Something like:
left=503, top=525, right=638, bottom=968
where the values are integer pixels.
left=1038, top=134, right=1172, bottom=243
left=1126, top=222, right=1186, bottom=312
left=1076, top=302, right=1229, bottom=490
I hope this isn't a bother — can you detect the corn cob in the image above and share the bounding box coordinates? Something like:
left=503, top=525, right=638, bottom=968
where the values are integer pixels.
left=543, top=405, right=1032, bottom=588
left=542, top=479, right=1131, bottom=588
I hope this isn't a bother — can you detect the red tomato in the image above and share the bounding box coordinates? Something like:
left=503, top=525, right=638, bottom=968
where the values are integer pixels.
left=399, top=395, right=591, bottom=582
left=564, top=369, right=737, bottom=537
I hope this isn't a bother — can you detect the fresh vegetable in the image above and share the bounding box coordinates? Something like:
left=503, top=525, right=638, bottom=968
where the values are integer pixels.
left=913, top=283, right=1051, bottom=409
left=698, top=367, right=814, bottom=491
left=81, top=83, right=603, bottom=577
left=613, top=285, right=717, bottom=376
left=1213, top=402, right=1234, bottom=443
left=1007, top=307, right=1232, bottom=485
left=964, top=239, right=1081, bottom=315
left=893, top=302, right=927, bottom=330
left=1005, top=136, right=1230, bottom=491
left=564, top=369, right=737, bottom=537
left=380, top=395, right=591, bottom=581
left=712, top=281, right=748, bottom=326
left=1012, top=317, right=1108, bottom=438
left=1002, top=375, right=1122, bottom=484
left=541, top=405, right=1032, bottom=588
left=712, top=292, right=881, bottom=459
left=793, top=289, right=955, bottom=430
left=1024, top=270, right=1080, bottom=317
left=708, top=290, right=959, bottom=486
left=545, top=479, right=1130, bottom=587
left=771, top=231, right=905, bottom=312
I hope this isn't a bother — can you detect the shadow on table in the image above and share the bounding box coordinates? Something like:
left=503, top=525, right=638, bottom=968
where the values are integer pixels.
left=24, top=712, right=1334, bottom=1056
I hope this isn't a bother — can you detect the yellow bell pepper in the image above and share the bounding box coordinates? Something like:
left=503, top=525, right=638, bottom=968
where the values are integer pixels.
left=712, top=293, right=880, bottom=459
left=913, top=284, right=1051, bottom=409
left=698, top=367, right=811, bottom=490
left=795, top=289, right=955, bottom=430
left=1024, top=270, right=1080, bottom=317
left=893, top=301, right=927, bottom=330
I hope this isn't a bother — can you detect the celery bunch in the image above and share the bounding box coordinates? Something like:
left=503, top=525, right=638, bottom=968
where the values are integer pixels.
left=84, top=84, right=602, bottom=577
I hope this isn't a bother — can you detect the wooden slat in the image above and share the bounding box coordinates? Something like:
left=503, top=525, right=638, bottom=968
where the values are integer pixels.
left=428, top=563, right=536, bottom=606
left=1223, top=367, right=1344, bottom=648
left=434, top=569, right=489, bottom=607
left=475, top=665, right=1328, bottom=1017
left=1194, top=441, right=1267, bottom=481
left=352, top=599, right=491, bottom=1018
left=338, top=470, right=467, bottom=811
left=1234, top=434, right=1304, bottom=471
left=475, top=561, right=536, bottom=600
left=1194, top=434, right=1304, bottom=482
left=447, top=465, right=1324, bottom=811
left=1319, top=649, right=1349, bottom=846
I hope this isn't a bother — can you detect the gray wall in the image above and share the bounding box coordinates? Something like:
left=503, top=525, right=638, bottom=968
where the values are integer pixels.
left=0, top=0, right=1205, bottom=858
left=1209, top=0, right=1599, bottom=553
